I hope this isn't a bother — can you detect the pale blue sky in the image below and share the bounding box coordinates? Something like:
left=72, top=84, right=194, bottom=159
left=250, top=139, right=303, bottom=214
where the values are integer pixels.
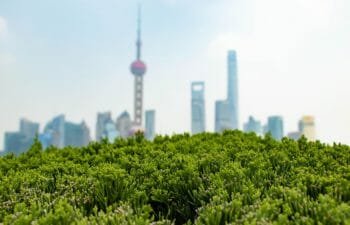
left=1, top=0, right=350, bottom=150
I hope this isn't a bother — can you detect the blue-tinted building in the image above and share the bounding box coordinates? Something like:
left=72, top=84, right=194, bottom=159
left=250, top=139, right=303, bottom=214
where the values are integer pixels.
left=64, top=121, right=90, bottom=147
left=43, top=115, right=65, bottom=148
left=215, top=100, right=231, bottom=132
left=96, top=112, right=114, bottom=141
left=191, top=82, right=206, bottom=134
left=4, top=132, right=27, bottom=154
left=20, top=119, right=39, bottom=139
left=104, top=122, right=119, bottom=142
left=267, top=116, right=284, bottom=140
left=4, top=118, right=39, bottom=154
left=214, top=50, right=239, bottom=133
left=227, top=50, right=239, bottom=130
left=243, top=116, right=262, bottom=135
left=145, top=110, right=156, bottom=140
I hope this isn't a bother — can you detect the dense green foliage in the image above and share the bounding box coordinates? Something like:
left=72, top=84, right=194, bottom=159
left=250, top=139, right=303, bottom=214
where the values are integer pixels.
left=0, top=130, right=349, bottom=225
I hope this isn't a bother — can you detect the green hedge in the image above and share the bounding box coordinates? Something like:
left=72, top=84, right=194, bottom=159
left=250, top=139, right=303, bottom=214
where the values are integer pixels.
left=0, top=131, right=349, bottom=224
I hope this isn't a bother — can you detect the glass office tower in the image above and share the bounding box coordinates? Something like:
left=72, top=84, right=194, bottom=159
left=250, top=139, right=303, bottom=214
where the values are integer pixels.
left=191, top=82, right=206, bottom=134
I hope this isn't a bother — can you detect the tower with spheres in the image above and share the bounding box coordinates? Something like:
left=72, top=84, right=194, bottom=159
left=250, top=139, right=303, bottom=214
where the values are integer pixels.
left=130, top=6, right=147, bottom=128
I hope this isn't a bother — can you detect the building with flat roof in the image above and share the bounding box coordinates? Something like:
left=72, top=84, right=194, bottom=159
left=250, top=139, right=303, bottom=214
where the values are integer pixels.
left=191, top=82, right=206, bottom=134
left=145, top=110, right=156, bottom=140
left=299, top=116, right=316, bottom=141
left=267, top=116, right=284, bottom=140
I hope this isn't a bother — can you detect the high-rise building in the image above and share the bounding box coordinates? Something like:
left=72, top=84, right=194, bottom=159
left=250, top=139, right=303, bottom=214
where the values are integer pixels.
left=116, top=111, right=132, bottom=138
left=288, top=132, right=301, bottom=140
left=4, top=118, right=39, bottom=154
left=243, top=116, right=262, bottom=135
left=96, top=112, right=113, bottom=141
left=191, top=82, right=206, bottom=134
left=20, top=119, right=39, bottom=139
left=214, top=50, right=239, bottom=133
left=215, top=100, right=231, bottom=132
left=64, top=121, right=91, bottom=147
left=104, top=122, right=119, bottom=142
left=4, top=132, right=27, bottom=154
left=130, top=6, right=147, bottom=128
left=43, top=114, right=65, bottom=148
left=145, top=110, right=156, bottom=140
left=299, top=116, right=316, bottom=141
left=267, top=116, right=284, bottom=140
left=227, top=50, right=239, bottom=130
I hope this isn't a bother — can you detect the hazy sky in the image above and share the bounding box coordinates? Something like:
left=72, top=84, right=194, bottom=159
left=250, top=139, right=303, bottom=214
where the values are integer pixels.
left=1, top=0, right=350, bottom=150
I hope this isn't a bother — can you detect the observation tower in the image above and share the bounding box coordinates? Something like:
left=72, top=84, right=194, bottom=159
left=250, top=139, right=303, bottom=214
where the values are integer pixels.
left=130, top=6, right=147, bottom=127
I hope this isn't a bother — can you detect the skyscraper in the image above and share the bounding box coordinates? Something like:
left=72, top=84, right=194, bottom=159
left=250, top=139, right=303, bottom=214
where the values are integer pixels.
left=104, top=122, right=119, bottom=142
left=4, top=118, right=39, bottom=154
left=4, top=132, right=26, bottom=154
left=191, top=82, right=206, bottom=134
left=267, top=116, right=284, bottom=140
left=215, top=100, right=231, bottom=133
left=299, top=116, right=316, bottom=141
left=130, top=6, right=147, bottom=128
left=214, top=50, right=239, bottom=133
left=116, top=111, right=132, bottom=138
left=243, top=116, right=262, bottom=135
left=227, top=50, right=239, bottom=130
left=145, top=110, right=156, bottom=140
left=43, top=114, right=65, bottom=148
left=64, top=121, right=91, bottom=147
left=20, top=119, right=39, bottom=139
left=96, top=112, right=113, bottom=141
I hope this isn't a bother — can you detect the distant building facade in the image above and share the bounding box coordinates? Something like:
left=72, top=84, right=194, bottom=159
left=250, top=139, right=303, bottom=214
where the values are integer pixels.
left=191, top=82, right=206, bottom=134
left=104, top=122, right=119, bottom=142
left=42, top=115, right=65, bottom=148
left=40, top=115, right=91, bottom=148
left=64, top=121, right=91, bottom=147
left=116, top=111, right=132, bottom=138
left=20, top=119, right=39, bottom=139
left=267, top=116, right=284, bottom=140
left=299, top=116, right=316, bottom=141
left=145, top=110, right=156, bottom=140
left=214, top=50, right=239, bottom=133
left=4, top=118, right=39, bottom=154
left=227, top=50, right=239, bottom=130
left=215, top=100, right=231, bottom=132
left=4, top=132, right=27, bottom=154
left=96, top=112, right=116, bottom=141
left=288, top=132, right=301, bottom=140
left=243, top=116, right=262, bottom=135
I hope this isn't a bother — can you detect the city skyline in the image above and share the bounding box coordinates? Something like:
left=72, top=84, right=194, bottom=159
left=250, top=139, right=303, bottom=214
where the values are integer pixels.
left=1, top=0, right=350, bottom=150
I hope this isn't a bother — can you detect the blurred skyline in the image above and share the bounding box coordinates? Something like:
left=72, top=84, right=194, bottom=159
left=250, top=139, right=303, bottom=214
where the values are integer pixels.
left=1, top=0, right=350, bottom=150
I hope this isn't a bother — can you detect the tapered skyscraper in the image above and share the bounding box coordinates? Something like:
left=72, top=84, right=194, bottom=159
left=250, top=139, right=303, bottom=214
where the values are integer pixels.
left=130, top=6, right=147, bottom=127
left=227, top=50, right=238, bottom=130
left=215, top=50, right=239, bottom=132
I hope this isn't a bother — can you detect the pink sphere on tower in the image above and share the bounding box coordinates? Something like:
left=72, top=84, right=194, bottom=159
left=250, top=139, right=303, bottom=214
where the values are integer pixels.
left=131, top=60, right=147, bottom=76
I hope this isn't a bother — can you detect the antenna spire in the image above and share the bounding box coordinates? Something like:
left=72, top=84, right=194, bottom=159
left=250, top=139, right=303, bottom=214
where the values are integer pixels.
left=136, top=4, right=142, bottom=60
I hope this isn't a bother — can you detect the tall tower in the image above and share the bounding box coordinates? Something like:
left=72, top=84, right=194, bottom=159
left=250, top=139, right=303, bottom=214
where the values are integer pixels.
left=191, top=82, right=206, bottom=134
left=227, top=50, right=238, bottom=130
left=130, top=6, right=147, bottom=127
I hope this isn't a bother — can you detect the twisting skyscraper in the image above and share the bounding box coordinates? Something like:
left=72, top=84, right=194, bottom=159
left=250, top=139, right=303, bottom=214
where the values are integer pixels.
left=130, top=6, right=147, bottom=127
